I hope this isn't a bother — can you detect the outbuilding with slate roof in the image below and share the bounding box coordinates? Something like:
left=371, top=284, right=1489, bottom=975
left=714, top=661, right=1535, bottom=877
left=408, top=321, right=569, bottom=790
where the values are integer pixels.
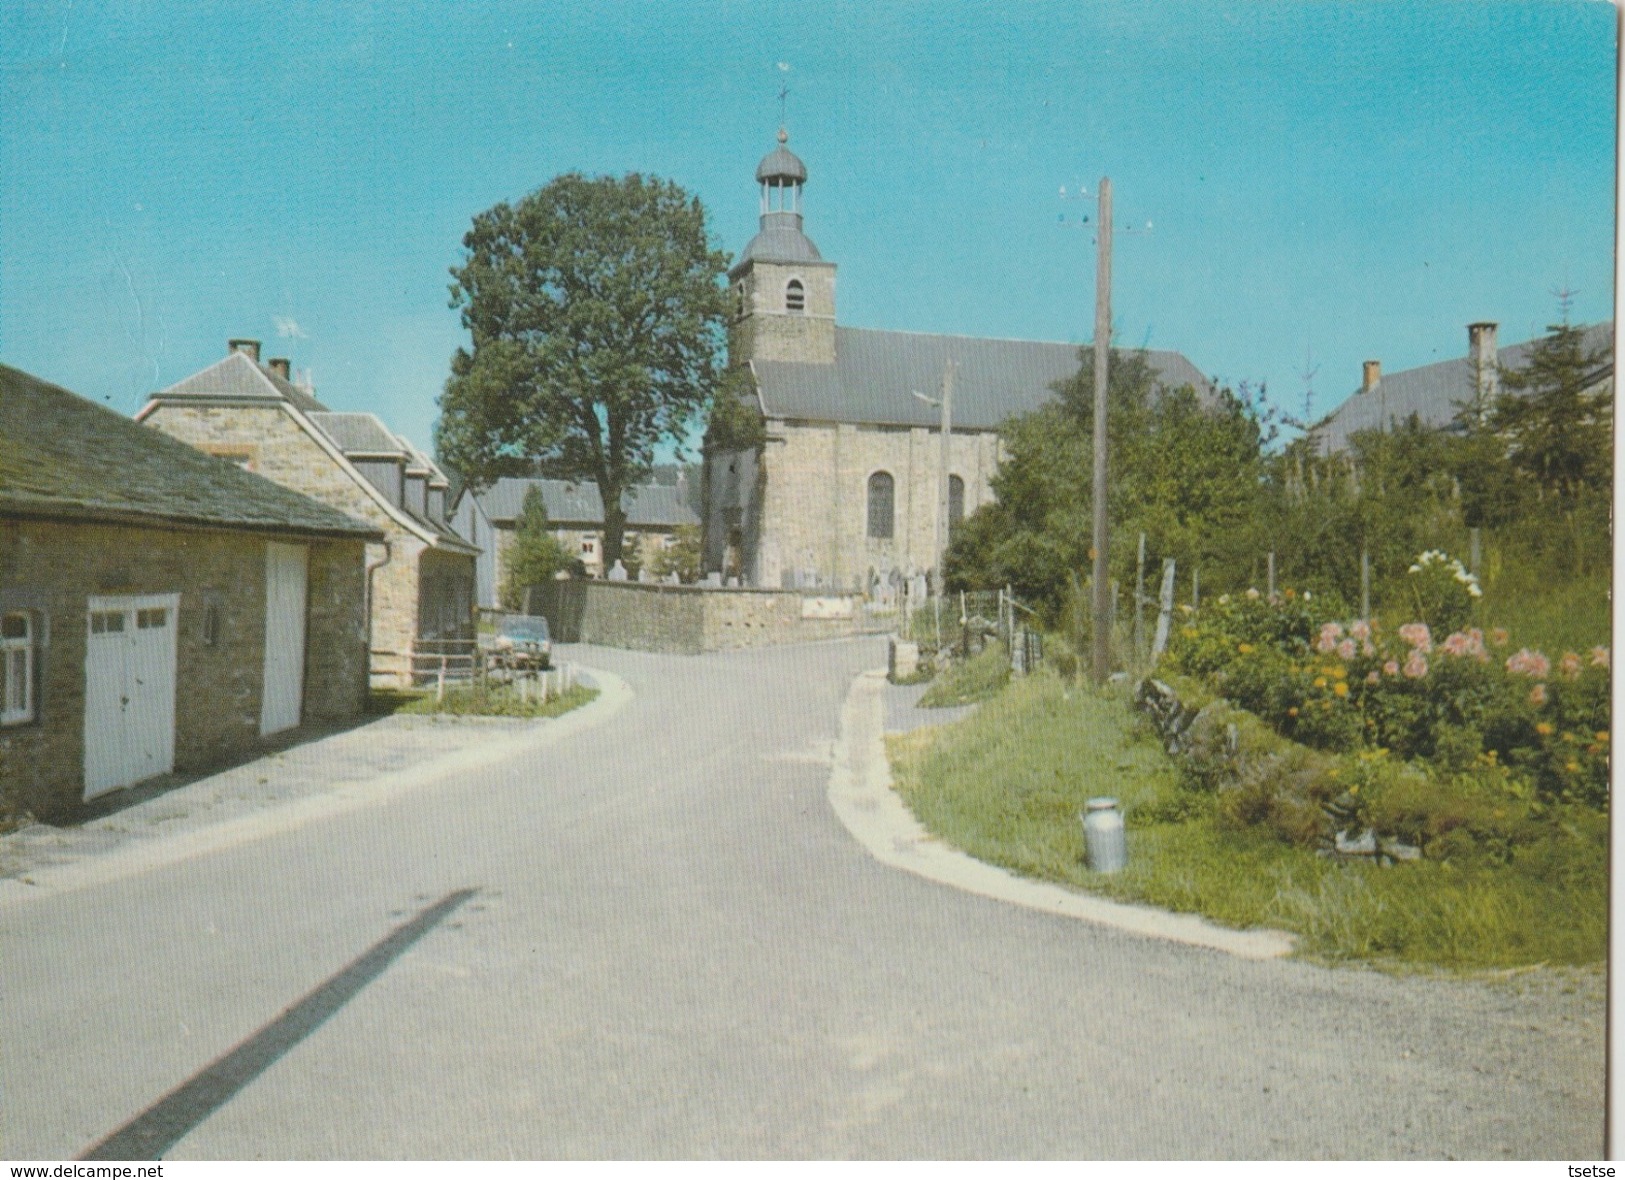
left=0, top=363, right=381, bottom=820
left=137, top=339, right=478, bottom=685
left=705, top=131, right=1212, bottom=591
left=1311, top=320, right=1614, bottom=456
left=450, top=476, right=701, bottom=607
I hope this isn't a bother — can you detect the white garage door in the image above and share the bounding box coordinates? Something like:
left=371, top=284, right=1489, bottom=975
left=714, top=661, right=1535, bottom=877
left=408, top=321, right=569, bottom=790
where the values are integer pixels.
left=83, top=594, right=180, bottom=800
left=261, top=542, right=309, bottom=736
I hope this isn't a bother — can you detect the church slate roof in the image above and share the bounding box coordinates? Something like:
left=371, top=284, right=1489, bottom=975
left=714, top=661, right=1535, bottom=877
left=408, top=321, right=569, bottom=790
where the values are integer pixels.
left=157, top=350, right=328, bottom=413
left=475, top=477, right=700, bottom=529
left=0, top=364, right=379, bottom=539
left=1312, top=321, right=1614, bottom=455
left=750, top=326, right=1212, bottom=430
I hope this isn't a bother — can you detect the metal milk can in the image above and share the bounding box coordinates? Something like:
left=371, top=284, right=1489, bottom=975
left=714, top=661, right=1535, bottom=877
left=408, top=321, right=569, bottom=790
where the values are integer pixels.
left=1082, top=797, right=1127, bottom=873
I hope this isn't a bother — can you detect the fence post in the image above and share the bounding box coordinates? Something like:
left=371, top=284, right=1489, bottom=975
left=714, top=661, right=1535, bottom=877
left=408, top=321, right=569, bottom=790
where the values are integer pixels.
left=1360, top=548, right=1371, bottom=621
left=436, top=654, right=446, bottom=702
left=1151, top=559, right=1177, bottom=659
left=1192, top=566, right=1201, bottom=611
left=1267, top=551, right=1276, bottom=600
left=1134, top=531, right=1147, bottom=660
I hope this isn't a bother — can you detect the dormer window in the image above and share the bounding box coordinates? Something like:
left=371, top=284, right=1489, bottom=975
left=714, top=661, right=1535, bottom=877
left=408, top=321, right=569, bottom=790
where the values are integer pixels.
left=785, top=279, right=805, bottom=314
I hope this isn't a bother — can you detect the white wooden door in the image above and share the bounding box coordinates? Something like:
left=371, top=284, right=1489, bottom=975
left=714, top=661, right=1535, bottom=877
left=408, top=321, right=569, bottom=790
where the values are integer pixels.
left=261, top=542, right=309, bottom=736
left=83, top=594, right=179, bottom=800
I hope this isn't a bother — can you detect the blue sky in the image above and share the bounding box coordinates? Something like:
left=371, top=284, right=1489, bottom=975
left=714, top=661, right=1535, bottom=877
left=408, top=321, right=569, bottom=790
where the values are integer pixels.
left=1, top=1, right=1615, bottom=460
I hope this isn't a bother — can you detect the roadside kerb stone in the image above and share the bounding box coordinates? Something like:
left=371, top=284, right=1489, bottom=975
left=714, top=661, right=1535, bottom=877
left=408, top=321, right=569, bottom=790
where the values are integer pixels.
left=0, top=666, right=631, bottom=906
left=829, top=668, right=1297, bottom=961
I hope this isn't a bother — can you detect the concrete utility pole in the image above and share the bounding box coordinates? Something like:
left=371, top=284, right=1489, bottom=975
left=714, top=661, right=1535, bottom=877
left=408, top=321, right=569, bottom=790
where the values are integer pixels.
left=1091, top=177, right=1113, bottom=684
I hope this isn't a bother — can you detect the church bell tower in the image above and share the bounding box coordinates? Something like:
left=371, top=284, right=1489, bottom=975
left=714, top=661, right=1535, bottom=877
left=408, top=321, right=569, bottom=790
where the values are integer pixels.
left=728, top=129, right=837, bottom=366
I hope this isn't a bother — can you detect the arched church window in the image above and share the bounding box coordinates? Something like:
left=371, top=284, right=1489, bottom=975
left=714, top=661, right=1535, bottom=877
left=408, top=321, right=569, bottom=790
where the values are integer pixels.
left=785, top=279, right=805, bottom=313
left=948, top=475, right=965, bottom=533
left=867, top=471, right=894, bottom=539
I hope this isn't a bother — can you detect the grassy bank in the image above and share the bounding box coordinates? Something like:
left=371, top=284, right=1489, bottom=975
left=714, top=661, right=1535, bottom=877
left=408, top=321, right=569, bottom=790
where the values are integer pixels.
left=887, top=672, right=1606, bottom=969
left=371, top=682, right=598, bottom=719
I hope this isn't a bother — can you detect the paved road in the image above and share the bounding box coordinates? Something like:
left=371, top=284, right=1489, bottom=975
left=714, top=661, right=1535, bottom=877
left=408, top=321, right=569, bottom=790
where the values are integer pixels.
left=0, top=639, right=1603, bottom=1159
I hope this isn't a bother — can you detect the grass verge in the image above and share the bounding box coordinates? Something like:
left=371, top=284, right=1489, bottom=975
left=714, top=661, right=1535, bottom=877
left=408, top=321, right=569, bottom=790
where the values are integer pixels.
left=887, top=671, right=1605, bottom=969
left=917, top=644, right=1009, bottom=707
left=370, top=682, right=598, bottom=719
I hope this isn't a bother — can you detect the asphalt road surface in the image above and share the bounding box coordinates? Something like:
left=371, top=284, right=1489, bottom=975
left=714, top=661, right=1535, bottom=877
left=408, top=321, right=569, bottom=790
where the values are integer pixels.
left=0, top=639, right=1603, bottom=1159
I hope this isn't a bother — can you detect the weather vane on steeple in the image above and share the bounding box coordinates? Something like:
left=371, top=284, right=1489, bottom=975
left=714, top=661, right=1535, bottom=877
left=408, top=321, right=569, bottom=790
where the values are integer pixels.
left=776, top=61, right=791, bottom=131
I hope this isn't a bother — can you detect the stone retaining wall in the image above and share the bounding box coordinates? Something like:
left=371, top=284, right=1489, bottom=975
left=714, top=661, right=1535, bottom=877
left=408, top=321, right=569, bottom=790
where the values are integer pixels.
left=535, top=580, right=860, bottom=655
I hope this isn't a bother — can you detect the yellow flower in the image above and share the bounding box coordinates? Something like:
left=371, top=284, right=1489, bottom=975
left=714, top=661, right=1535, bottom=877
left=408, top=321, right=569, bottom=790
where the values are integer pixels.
left=1333, top=682, right=1349, bottom=697
left=1237, top=643, right=1254, bottom=654
left=1332, top=665, right=1348, bottom=680
left=1535, top=722, right=1556, bottom=737
left=1313, top=677, right=1327, bottom=689
left=1565, top=761, right=1581, bottom=774
left=1287, top=706, right=1299, bottom=717
left=1597, top=731, right=1610, bottom=743
left=1182, top=626, right=1198, bottom=638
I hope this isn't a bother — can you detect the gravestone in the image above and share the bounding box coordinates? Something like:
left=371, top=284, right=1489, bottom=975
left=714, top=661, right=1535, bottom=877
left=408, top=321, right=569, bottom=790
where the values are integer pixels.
left=607, top=560, right=628, bottom=582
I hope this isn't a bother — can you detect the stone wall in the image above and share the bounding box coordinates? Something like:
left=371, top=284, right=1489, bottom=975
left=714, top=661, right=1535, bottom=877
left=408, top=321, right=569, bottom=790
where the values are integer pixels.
left=0, top=518, right=368, bottom=821
left=534, top=579, right=859, bottom=655
left=745, top=420, right=1001, bottom=589
left=729, top=259, right=837, bottom=364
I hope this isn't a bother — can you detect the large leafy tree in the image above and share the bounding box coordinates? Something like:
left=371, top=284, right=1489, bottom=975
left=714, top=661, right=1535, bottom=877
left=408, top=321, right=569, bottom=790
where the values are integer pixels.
left=437, top=173, right=732, bottom=565
left=944, top=348, right=1272, bottom=617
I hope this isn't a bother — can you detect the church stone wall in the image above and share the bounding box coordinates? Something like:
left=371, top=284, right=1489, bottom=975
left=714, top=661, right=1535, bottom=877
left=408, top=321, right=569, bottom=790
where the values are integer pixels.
left=756, top=420, right=1001, bottom=590
left=730, top=260, right=837, bottom=364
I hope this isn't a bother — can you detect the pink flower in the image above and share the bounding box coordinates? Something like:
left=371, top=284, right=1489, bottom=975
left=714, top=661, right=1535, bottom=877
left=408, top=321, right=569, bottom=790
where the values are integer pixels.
left=1361, top=639, right=1376, bottom=658
left=1336, top=639, right=1357, bottom=661
left=1559, top=652, right=1583, bottom=681
left=1591, top=646, right=1611, bottom=670
left=1349, top=620, right=1372, bottom=642
left=1398, top=623, right=1432, bottom=653
left=1365, top=670, right=1381, bottom=685
left=1506, top=648, right=1551, bottom=679
left=1315, top=622, right=1342, bottom=653
left=1403, top=651, right=1429, bottom=679
left=1440, top=631, right=1486, bottom=660
left=1383, top=660, right=1400, bottom=677
left=1529, top=683, right=1548, bottom=707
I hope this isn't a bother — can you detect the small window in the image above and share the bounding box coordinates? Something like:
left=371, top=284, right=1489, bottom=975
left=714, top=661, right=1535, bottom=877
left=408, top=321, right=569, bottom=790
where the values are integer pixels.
left=90, top=611, right=125, bottom=634
left=948, top=475, right=965, bottom=533
left=137, top=608, right=168, bottom=629
left=581, top=536, right=599, bottom=558
left=867, top=471, right=895, bottom=540
left=785, top=279, right=805, bottom=313
left=203, top=604, right=221, bottom=647
left=1, top=612, right=34, bottom=726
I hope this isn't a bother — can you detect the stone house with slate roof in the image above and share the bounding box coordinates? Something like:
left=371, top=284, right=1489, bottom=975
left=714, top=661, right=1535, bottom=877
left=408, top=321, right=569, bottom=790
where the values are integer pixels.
left=0, top=363, right=380, bottom=820
left=137, top=340, right=478, bottom=685
left=1311, top=320, right=1615, bottom=456
left=704, top=132, right=1211, bottom=591
left=449, top=477, right=701, bottom=608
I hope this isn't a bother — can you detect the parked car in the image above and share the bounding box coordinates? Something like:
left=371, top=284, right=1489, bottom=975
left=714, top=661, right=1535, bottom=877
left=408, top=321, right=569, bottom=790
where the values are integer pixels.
left=491, top=614, right=552, bottom=671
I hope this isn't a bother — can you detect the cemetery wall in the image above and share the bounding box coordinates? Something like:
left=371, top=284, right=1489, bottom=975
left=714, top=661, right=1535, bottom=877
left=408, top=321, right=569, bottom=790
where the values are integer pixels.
left=535, top=579, right=860, bottom=654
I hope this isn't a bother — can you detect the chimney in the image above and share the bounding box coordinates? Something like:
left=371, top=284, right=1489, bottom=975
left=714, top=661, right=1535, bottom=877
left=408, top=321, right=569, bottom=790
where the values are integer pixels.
left=1362, top=360, right=1381, bottom=392
left=1468, top=322, right=1499, bottom=405
left=267, top=358, right=291, bottom=381
left=228, top=338, right=261, bottom=363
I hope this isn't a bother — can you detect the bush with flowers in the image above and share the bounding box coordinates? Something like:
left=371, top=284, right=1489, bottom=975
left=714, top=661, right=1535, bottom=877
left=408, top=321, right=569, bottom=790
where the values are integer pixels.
left=1164, top=563, right=1610, bottom=856
left=1405, top=549, right=1482, bottom=636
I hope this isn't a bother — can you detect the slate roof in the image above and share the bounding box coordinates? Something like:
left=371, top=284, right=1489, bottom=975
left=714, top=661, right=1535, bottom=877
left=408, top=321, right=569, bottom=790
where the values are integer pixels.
left=750, top=326, right=1212, bottom=430
left=0, top=364, right=380, bottom=539
left=733, top=212, right=826, bottom=275
left=306, top=412, right=403, bottom=456
left=475, top=478, right=701, bottom=529
left=158, top=350, right=329, bottom=413
left=1313, top=321, right=1615, bottom=455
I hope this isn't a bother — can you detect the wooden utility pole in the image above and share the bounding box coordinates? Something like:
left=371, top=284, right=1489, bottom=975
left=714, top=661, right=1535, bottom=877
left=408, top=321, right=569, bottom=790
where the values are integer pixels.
left=1091, top=177, right=1113, bottom=684
left=936, top=360, right=956, bottom=593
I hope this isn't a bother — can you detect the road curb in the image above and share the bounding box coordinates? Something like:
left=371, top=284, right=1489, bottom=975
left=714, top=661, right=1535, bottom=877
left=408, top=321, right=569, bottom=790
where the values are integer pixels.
left=828, top=667, right=1297, bottom=961
left=0, top=666, right=633, bottom=908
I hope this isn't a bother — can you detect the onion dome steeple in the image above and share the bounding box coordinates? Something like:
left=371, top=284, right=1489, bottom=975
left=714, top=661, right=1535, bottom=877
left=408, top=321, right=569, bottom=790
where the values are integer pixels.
left=736, top=128, right=822, bottom=271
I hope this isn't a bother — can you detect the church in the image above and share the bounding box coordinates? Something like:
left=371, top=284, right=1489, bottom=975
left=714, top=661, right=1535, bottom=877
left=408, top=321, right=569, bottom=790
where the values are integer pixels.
left=702, top=131, right=1209, bottom=592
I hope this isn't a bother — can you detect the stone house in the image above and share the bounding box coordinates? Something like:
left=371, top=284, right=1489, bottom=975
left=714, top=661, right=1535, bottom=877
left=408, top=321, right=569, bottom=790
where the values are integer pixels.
left=0, top=363, right=380, bottom=821
left=704, top=132, right=1210, bottom=591
left=1311, top=320, right=1615, bottom=456
left=449, top=477, right=701, bottom=609
left=138, top=340, right=478, bottom=684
